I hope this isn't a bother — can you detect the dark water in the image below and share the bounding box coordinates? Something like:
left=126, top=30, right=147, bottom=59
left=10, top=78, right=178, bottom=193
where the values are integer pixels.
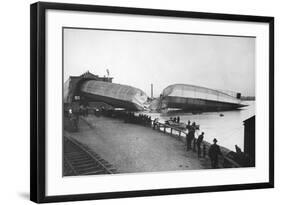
left=140, top=101, right=255, bottom=151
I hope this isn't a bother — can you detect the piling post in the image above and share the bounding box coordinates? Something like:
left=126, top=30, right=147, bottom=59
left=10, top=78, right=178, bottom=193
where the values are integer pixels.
left=193, top=139, right=196, bottom=152
left=203, top=144, right=206, bottom=158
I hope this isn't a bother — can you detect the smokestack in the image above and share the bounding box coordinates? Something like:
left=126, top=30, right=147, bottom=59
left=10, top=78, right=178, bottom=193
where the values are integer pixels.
left=151, top=83, right=153, bottom=99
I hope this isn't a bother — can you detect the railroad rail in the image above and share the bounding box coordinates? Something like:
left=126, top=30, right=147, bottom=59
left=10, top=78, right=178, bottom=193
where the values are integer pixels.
left=64, top=135, right=116, bottom=176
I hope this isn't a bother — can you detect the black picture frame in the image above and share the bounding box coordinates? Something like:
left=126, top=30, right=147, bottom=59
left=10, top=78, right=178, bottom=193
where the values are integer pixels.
left=30, top=2, right=274, bottom=203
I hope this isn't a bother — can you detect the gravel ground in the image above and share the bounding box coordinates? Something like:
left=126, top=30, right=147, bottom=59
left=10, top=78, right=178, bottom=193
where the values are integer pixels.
left=67, top=115, right=207, bottom=174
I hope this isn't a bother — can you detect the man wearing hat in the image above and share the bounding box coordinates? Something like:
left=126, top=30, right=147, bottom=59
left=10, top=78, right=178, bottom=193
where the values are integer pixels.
left=197, top=132, right=204, bottom=157
left=208, top=138, right=222, bottom=168
left=186, top=121, right=193, bottom=151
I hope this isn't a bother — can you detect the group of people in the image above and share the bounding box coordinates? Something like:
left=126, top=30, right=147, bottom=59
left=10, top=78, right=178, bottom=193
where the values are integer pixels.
left=79, top=105, right=89, bottom=116
left=169, top=116, right=181, bottom=123
left=186, top=120, right=222, bottom=168
left=126, top=113, right=152, bottom=126
left=185, top=121, right=198, bottom=151
left=99, top=109, right=152, bottom=126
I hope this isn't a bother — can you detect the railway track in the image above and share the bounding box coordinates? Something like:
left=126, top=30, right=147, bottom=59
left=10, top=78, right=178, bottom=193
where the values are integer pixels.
left=63, top=136, right=116, bottom=176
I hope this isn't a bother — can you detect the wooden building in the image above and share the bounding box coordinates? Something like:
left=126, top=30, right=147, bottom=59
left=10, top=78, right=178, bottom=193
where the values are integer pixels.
left=243, top=116, right=255, bottom=166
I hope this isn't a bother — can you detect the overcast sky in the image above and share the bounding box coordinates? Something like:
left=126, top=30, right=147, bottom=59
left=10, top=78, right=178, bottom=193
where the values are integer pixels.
left=64, top=28, right=255, bottom=97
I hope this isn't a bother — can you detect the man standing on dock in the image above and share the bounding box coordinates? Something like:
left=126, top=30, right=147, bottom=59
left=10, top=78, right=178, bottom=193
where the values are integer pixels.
left=197, top=132, right=204, bottom=157
left=186, top=121, right=193, bottom=151
left=208, top=138, right=222, bottom=168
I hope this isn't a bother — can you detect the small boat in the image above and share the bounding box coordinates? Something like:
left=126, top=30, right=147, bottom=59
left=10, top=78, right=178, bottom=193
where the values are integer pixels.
left=165, top=120, right=187, bottom=130
left=164, top=120, right=200, bottom=131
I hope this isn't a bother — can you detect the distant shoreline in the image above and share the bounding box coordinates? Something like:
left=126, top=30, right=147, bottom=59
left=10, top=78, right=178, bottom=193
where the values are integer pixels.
left=241, top=96, right=255, bottom=101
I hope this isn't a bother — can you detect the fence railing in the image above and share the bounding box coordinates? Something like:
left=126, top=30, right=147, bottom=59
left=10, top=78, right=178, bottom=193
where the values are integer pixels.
left=152, top=121, right=241, bottom=168
left=153, top=122, right=188, bottom=138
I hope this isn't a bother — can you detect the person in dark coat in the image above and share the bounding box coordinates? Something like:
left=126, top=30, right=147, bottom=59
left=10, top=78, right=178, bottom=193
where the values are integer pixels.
left=177, top=116, right=180, bottom=123
left=186, top=121, right=193, bottom=151
left=208, top=138, right=222, bottom=168
left=153, top=118, right=159, bottom=129
left=189, top=123, right=196, bottom=151
left=197, top=132, right=204, bottom=157
left=186, top=120, right=191, bottom=129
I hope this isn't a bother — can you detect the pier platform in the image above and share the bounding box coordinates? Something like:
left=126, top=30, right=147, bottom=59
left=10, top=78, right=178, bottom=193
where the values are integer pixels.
left=65, top=115, right=208, bottom=174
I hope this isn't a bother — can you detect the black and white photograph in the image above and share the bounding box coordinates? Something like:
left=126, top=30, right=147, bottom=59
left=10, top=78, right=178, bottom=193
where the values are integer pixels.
left=63, top=27, right=256, bottom=176
left=28, top=1, right=274, bottom=203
